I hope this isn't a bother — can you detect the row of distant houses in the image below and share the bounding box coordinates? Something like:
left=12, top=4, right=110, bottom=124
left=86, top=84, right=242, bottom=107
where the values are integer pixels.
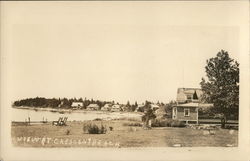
left=71, top=102, right=160, bottom=112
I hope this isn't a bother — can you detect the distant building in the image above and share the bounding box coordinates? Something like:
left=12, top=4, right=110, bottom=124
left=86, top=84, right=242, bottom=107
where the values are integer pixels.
left=86, top=104, right=99, bottom=110
left=101, top=104, right=112, bottom=111
left=111, top=104, right=121, bottom=112
left=71, top=102, right=83, bottom=109
left=135, top=104, right=145, bottom=112
left=150, top=104, right=160, bottom=110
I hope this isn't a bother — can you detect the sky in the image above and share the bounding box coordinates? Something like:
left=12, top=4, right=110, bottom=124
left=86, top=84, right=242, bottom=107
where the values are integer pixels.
left=2, top=1, right=243, bottom=104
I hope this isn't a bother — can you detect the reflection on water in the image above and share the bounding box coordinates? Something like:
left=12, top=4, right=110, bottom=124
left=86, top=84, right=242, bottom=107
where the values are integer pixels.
left=12, top=108, right=142, bottom=122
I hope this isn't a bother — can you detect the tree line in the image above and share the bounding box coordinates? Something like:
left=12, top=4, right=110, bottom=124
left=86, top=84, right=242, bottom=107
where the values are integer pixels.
left=12, top=97, right=173, bottom=112
left=13, top=97, right=113, bottom=109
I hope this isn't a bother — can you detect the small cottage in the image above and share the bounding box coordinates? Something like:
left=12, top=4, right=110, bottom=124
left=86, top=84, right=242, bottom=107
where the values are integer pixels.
left=172, top=102, right=199, bottom=124
left=71, top=102, right=83, bottom=109
left=101, top=104, right=112, bottom=111
left=86, top=104, right=100, bottom=110
left=111, top=104, right=121, bottom=112
left=150, top=104, right=160, bottom=110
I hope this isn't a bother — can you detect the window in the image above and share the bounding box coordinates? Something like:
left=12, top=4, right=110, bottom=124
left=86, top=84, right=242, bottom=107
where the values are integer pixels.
left=184, top=108, right=190, bottom=117
left=187, top=95, right=192, bottom=100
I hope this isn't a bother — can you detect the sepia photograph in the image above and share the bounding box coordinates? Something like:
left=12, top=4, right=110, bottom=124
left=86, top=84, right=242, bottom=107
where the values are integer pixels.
left=0, top=1, right=249, bottom=161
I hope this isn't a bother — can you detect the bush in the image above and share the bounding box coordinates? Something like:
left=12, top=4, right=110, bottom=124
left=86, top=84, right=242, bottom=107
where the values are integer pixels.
left=151, top=119, right=186, bottom=128
left=170, top=120, right=186, bottom=127
left=94, top=118, right=103, bottom=121
left=83, top=123, right=107, bottom=134
left=65, top=129, right=70, bottom=135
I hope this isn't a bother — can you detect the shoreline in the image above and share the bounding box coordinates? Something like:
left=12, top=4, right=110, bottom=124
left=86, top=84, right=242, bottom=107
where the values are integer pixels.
left=12, top=106, right=143, bottom=115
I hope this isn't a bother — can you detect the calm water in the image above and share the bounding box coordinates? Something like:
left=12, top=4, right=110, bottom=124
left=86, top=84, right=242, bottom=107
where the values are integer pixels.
left=12, top=108, right=142, bottom=122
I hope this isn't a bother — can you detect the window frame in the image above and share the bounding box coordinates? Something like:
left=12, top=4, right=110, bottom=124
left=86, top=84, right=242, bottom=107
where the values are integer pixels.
left=184, top=108, right=190, bottom=117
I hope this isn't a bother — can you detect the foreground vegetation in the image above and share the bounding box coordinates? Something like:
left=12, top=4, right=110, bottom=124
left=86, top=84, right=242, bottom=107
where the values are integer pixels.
left=12, top=119, right=238, bottom=148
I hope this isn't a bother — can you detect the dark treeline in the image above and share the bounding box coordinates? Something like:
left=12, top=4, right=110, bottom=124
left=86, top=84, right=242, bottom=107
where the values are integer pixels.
left=12, top=97, right=174, bottom=112
left=13, top=97, right=113, bottom=109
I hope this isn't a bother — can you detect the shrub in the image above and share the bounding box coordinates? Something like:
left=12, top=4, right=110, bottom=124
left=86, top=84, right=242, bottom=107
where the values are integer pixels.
left=65, top=129, right=71, bottom=135
left=170, top=120, right=186, bottom=127
left=109, top=126, right=113, bottom=131
left=151, top=119, right=186, bottom=128
left=83, top=123, right=107, bottom=134
left=151, top=118, right=171, bottom=127
left=94, top=118, right=103, bottom=121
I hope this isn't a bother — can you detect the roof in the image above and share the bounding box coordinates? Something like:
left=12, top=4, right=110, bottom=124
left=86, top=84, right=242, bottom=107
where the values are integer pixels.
left=151, top=104, right=160, bottom=108
left=176, top=88, right=203, bottom=103
left=177, top=102, right=213, bottom=108
left=87, top=104, right=99, bottom=108
left=104, top=104, right=112, bottom=107
left=112, top=104, right=120, bottom=108
left=199, top=103, right=213, bottom=108
left=137, top=104, right=144, bottom=108
left=72, top=102, right=83, bottom=104
left=71, top=102, right=83, bottom=106
left=177, top=102, right=199, bottom=108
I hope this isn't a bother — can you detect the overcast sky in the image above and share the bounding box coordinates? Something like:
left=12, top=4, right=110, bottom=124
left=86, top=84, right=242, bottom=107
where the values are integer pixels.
left=2, top=1, right=244, bottom=104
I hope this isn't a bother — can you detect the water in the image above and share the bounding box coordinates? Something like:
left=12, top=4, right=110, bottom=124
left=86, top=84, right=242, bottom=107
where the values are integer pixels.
left=12, top=108, right=142, bottom=122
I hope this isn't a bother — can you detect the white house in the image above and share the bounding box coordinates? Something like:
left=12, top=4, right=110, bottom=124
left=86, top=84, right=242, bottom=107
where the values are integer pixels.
left=101, top=104, right=112, bottom=111
left=150, top=104, right=160, bottom=110
left=71, top=102, right=83, bottom=109
left=86, top=104, right=99, bottom=110
left=111, top=104, right=121, bottom=112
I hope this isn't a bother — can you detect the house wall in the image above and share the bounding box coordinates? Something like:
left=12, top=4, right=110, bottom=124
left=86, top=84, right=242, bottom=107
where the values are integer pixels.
left=176, top=107, right=197, bottom=121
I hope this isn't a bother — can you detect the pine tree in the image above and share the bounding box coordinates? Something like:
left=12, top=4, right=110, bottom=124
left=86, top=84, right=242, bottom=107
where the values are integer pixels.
left=200, top=50, right=239, bottom=128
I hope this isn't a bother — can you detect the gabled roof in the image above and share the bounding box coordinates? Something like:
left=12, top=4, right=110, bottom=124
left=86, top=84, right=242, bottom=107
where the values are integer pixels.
left=104, top=104, right=112, bottom=108
left=151, top=104, right=160, bottom=108
left=71, top=102, right=83, bottom=106
left=176, top=88, right=203, bottom=103
left=137, top=104, right=144, bottom=108
left=87, top=104, right=99, bottom=108
left=112, top=104, right=120, bottom=108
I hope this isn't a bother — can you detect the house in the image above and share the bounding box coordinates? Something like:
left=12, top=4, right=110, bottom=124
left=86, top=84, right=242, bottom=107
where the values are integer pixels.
left=86, top=104, right=99, bottom=110
left=150, top=104, right=160, bottom=110
left=173, top=88, right=213, bottom=124
left=155, top=107, right=167, bottom=118
left=111, top=104, right=121, bottom=112
left=135, top=104, right=145, bottom=112
left=71, top=102, right=83, bottom=109
left=172, top=102, right=199, bottom=124
left=101, top=104, right=112, bottom=111
left=176, top=88, right=203, bottom=104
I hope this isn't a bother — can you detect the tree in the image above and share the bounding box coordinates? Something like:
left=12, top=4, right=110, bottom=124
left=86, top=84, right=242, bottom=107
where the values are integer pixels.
left=126, top=101, right=131, bottom=107
left=142, top=108, right=156, bottom=128
left=135, top=101, right=138, bottom=107
left=200, top=50, right=239, bottom=128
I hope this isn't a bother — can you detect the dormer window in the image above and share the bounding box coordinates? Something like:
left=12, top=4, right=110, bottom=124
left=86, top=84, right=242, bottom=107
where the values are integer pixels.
left=193, top=90, right=198, bottom=100
left=187, top=95, right=192, bottom=100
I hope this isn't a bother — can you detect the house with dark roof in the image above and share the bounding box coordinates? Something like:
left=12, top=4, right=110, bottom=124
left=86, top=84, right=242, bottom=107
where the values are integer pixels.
left=173, top=88, right=213, bottom=124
